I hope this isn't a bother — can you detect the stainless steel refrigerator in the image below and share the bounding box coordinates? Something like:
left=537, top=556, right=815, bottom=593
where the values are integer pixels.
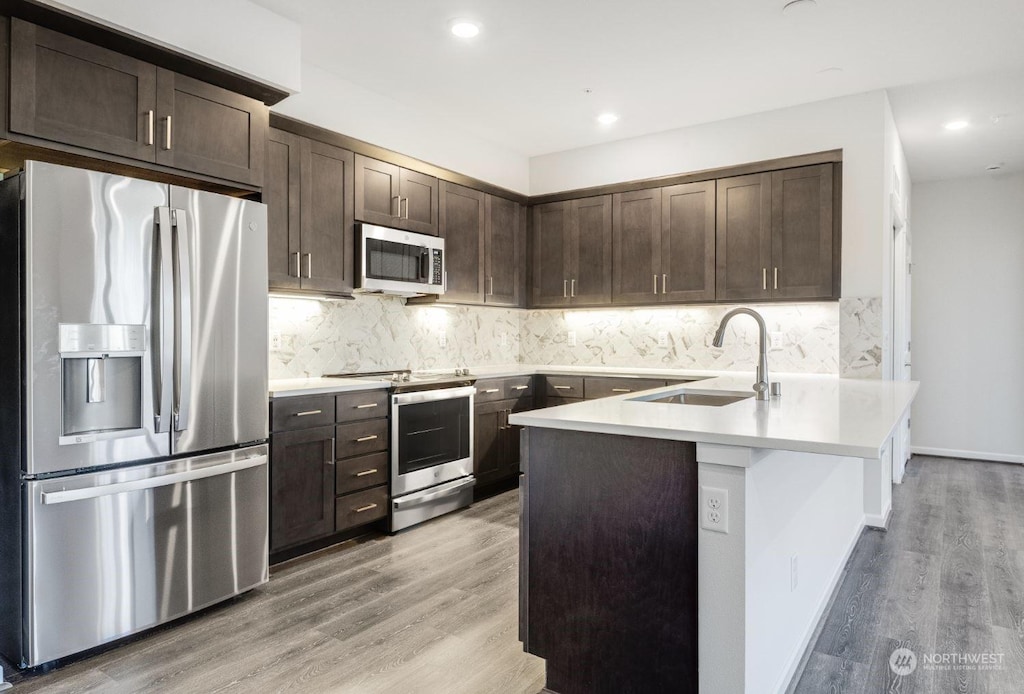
left=0, top=161, right=270, bottom=668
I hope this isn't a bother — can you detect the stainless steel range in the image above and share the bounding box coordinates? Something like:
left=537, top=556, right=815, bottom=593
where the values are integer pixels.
left=325, top=370, right=476, bottom=531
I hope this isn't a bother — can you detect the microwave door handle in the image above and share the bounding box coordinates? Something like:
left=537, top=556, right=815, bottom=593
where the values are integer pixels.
left=419, top=248, right=430, bottom=283
left=153, top=207, right=174, bottom=433
left=172, top=208, right=193, bottom=432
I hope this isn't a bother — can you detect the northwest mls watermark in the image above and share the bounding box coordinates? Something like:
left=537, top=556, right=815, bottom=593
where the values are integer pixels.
left=889, top=646, right=1005, bottom=676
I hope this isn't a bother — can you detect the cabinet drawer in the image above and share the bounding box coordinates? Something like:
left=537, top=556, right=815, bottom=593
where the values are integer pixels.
left=503, top=376, right=534, bottom=400
left=336, top=451, right=389, bottom=496
left=335, top=389, right=389, bottom=423
left=475, top=378, right=506, bottom=403
left=543, top=396, right=583, bottom=409
left=543, top=376, right=584, bottom=398
left=335, top=485, right=388, bottom=532
left=584, top=377, right=667, bottom=400
left=271, top=395, right=335, bottom=432
left=335, top=419, right=388, bottom=459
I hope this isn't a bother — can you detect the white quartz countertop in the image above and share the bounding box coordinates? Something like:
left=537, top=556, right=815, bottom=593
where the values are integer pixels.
left=509, top=373, right=919, bottom=459
left=269, top=377, right=392, bottom=397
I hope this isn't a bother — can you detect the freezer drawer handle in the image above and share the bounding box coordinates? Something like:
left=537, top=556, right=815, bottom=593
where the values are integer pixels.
left=392, top=477, right=476, bottom=508
left=39, top=454, right=267, bottom=505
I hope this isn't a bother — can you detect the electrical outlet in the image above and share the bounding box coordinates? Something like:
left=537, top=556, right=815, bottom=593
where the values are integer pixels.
left=439, top=332, right=448, bottom=347
left=567, top=330, right=577, bottom=347
left=270, top=330, right=282, bottom=351
left=770, top=331, right=784, bottom=349
left=791, top=555, right=799, bottom=591
left=700, top=486, right=729, bottom=533
left=658, top=330, right=669, bottom=347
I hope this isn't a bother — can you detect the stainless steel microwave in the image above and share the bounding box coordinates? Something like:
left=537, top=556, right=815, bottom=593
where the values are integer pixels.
left=355, top=223, right=446, bottom=297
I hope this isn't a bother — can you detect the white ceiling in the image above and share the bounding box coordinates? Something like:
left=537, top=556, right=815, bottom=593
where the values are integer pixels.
left=253, top=0, right=1024, bottom=180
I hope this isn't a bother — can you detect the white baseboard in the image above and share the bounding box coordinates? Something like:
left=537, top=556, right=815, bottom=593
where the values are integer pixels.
left=776, top=517, right=866, bottom=694
left=911, top=446, right=1024, bottom=465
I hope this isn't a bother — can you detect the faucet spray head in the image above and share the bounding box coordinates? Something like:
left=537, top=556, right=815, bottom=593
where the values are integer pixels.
left=712, top=326, right=726, bottom=348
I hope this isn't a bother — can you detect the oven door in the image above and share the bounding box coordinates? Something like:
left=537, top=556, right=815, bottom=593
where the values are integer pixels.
left=391, top=386, right=474, bottom=496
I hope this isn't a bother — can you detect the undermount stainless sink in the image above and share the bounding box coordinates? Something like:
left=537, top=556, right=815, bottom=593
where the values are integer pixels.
left=630, top=388, right=755, bottom=407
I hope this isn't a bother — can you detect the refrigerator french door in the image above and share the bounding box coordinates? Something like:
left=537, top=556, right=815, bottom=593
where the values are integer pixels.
left=0, top=161, right=269, bottom=668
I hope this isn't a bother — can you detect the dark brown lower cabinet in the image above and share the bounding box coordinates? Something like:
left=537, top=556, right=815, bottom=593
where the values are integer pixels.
left=520, top=428, right=698, bottom=693
left=474, top=399, right=519, bottom=488
left=270, top=425, right=335, bottom=551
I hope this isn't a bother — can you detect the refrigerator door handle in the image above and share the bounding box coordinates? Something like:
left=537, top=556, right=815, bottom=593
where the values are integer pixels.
left=154, top=207, right=175, bottom=433
left=172, top=208, right=193, bottom=432
left=39, top=453, right=267, bottom=505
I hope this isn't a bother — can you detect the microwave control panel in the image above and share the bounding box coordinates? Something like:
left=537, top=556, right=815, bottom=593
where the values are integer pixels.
left=431, top=249, right=443, bottom=285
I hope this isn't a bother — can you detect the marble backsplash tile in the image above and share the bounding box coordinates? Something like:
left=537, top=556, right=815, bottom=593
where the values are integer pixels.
left=839, top=297, right=884, bottom=379
left=269, top=296, right=880, bottom=379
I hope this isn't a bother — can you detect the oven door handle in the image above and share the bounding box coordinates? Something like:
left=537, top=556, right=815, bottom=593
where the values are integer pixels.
left=393, top=477, right=476, bottom=508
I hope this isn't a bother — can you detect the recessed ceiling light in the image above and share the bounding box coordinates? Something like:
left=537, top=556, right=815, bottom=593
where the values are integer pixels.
left=944, top=119, right=970, bottom=131
left=782, top=0, right=818, bottom=16
left=597, top=113, right=619, bottom=125
left=817, top=66, right=844, bottom=75
left=449, top=19, right=481, bottom=38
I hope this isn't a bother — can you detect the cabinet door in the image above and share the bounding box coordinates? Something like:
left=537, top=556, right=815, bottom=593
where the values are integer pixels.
left=570, top=196, right=613, bottom=305
left=354, top=154, right=401, bottom=226
left=505, top=398, right=531, bottom=477
left=661, top=181, right=716, bottom=303
left=612, top=188, right=662, bottom=305
left=439, top=181, right=485, bottom=302
left=532, top=201, right=572, bottom=307
left=485, top=195, right=522, bottom=306
left=154, top=69, right=267, bottom=186
left=474, top=400, right=509, bottom=487
left=300, top=140, right=355, bottom=295
left=399, top=168, right=439, bottom=235
left=266, top=128, right=302, bottom=291
left=271, top=426, right=335, bottom=551
left=9, top=19, right=157, bottom=162
left=770, top=164, right=835, bottom=299
left=716, top=173, right=772, bottom=302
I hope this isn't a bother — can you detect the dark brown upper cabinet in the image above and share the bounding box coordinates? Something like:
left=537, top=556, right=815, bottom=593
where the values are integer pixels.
left=716, top=165, right=836, bottom=302
left=266, top=127, right=354, bottom=297
left=439, top=181, right=486, bottom=303
left=354, top=154, right=439, bottom=235
left=532, top=196, right=612, bottom=307
left=612, top=188, right=662, bottom=305
left=8, top=19, right=267, bottom=186
left=661, top=181, right=716, bottom=303
left=770, top=164, right=835, bottom=300
left=484, top=195, right=522, bottom=306
left=154, top=69, right=267, bottom=186
left=716, top=173, right=772, bottom=302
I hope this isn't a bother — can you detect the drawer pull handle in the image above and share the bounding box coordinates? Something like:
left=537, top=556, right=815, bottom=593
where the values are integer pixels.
left=482, top=388, right=500, bottom=394
left=354, top=503, right=378, bottom=513
left=553, top=385, right=573, bottom=391
left=355, top=403, right=379, bottom=409
left=611, top=388, right=632, bottom=393
left=294, top=409, right=323, bottom=417
left=355, top=469, right=379, bottom=477
left=355, top=435, right=378, bottom=443
left=512, top=385, right=529, bottom=391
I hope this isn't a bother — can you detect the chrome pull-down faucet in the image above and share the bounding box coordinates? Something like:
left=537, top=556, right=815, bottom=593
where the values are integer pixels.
left=712, top=307, right=771, bottom=401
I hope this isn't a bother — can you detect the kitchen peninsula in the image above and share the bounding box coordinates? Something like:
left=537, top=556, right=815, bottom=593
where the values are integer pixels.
left=510, top=374, right=918, bottom=694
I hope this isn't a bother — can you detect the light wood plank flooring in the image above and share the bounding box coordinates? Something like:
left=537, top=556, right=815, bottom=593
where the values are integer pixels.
left=7, top=491, right=544, bottom=694
left=793, top=455, right=1024, bottom=693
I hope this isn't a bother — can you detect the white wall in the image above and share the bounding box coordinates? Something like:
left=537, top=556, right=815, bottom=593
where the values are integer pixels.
left=882, top=94, right=913, bottom=380
left=272, top=64, right=531, bottom=194
left=38, top=0, right=302, bottom=93
left=529, top=91, right=889, bottom=299
left=911, top=174, right=1024, bottom=463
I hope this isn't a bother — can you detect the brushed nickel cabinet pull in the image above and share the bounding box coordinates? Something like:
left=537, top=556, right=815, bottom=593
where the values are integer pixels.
left=293, top=251, right=300, bottom=278
left=662, top=274, right=667, bottom=294
left=611, top=388, right=632, bottom=393
left=489, top=277, right=494, bottom=295
left=482, top=388, right=500, bottom=394
left=294, top=409, right=323, bottom=417
left=653, top=274, right=658, bottom=294
left=392, top=195, right=401, bottom=217
left=355, top=469, right=379, bottom=477
left=145, top=110, right=154, bottom=145
left=354, top=503, right=378, bottom=513
left=563, top=279, right=568, bottom=298
left=305, top=253, right=312, bottom=278
left=355, top=435, right=378, bottom=443
left=401, top=197, right=409, bottom=220
left=571, top=278, right=576, bottom=297
left=762, top=268, right=767, bottom=291
left=553, top=385, right=572, bottom=391
left=774, top=267, right=779, bottom=290
left=355, top=403, right=378, bottom=409
left=164, top=115, right=172, bottom=150
left=512, top=385, right=529, bottom=391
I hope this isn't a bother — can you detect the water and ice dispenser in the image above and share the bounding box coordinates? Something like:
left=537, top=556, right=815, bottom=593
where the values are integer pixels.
left=59, top=324, right=145, bottom=444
